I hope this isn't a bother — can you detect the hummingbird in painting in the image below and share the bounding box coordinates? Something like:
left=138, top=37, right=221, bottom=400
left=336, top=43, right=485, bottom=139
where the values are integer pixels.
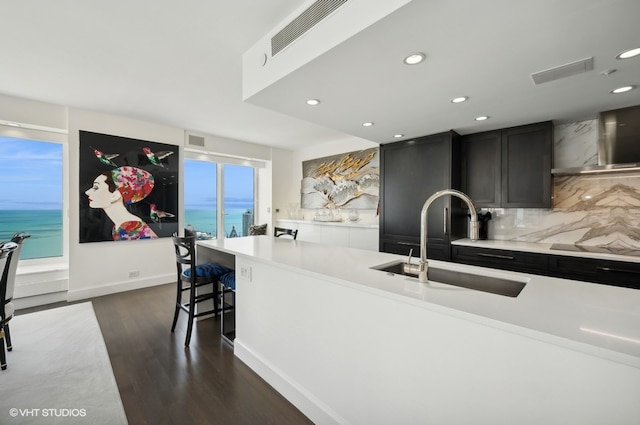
left=92, top=147, right=119, bottom=167
left=149, top=203, right=175, bottom=223
left=143, top=147, right=173, bottom=168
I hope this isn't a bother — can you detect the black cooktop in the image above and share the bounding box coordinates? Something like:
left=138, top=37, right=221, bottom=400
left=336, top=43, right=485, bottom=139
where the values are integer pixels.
left=550, top=243, right=640, bottom=257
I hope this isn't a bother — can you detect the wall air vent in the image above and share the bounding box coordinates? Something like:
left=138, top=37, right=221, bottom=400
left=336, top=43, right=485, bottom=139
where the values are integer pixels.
left=531, top=57, right=594, bottom=85
left=187, top=134, right=205, bottom=147
left=271, top=0, right=348, bottom=57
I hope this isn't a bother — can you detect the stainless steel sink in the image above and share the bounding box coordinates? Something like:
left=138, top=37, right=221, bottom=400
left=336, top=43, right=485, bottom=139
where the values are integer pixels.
left=371, top=261, right=526, bottom=297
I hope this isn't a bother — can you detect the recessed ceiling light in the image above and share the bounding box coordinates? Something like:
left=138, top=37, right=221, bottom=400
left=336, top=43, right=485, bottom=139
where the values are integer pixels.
left=610, top=85, right=636, bottom=94
left=393, top=134, right=404, bottom=138
left=362, top=122, right=374, bottom=127
left=475, top=116, right=489, bottom=121
left=306, top=99, right=320, bottom=106
left=616, top=47, right=640, bottom=59
left=451, top=96, right=468, bottom=103
left=403, top=53, right=426, bottom=65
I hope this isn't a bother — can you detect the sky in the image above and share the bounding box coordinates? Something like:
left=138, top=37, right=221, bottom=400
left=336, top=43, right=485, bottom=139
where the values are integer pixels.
left=0, top=136, right=63, bottom=210
left=158, top=158, right=254, bottom=210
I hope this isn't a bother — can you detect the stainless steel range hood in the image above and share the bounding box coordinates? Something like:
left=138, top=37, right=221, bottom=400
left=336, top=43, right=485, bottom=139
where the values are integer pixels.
left=552, top=104, right=640, bottom=175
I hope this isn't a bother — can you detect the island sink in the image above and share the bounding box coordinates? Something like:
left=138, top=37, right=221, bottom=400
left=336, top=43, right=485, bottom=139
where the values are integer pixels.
left=371, top=261, right=526, bottom=297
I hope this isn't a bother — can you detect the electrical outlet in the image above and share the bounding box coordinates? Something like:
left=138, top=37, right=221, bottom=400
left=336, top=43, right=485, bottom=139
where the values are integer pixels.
left=128, top=270, right=140, bottom=278
left=239, top=265, right=252, bottom=282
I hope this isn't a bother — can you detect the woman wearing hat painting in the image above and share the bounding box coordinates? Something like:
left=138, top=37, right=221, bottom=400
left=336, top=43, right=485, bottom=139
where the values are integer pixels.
left=85, top=166, right=157, bottom=240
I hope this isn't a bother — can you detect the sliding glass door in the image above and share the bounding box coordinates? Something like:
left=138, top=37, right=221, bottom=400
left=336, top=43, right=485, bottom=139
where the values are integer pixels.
left=184, top=158, right=255, bottom=239
left=223, top=164, right=254, bottom=237
left=184, top=159, right=218, bottom=238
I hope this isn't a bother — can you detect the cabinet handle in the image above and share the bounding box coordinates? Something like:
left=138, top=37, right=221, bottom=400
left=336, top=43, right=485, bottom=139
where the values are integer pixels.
left=596, top=266, right=640, bottom=275
left=443, top=207, right=448, bottom=234
left=477, top=252, right=515, bottom=260
left=398, top=241, right=418, bottom=246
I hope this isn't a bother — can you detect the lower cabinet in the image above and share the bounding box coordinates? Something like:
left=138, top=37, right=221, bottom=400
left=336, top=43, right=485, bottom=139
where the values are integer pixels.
left=276, top=220, right=379, bottom=251
left=548, top=256, right=640, bottom=290
left=452, top=244, right=640, bottom=290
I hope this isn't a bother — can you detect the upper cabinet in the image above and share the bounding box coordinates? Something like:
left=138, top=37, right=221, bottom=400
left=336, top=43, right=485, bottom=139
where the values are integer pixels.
left=379, top=131, right=466, bottom=260
left=462, top=121, right=553, bottom=208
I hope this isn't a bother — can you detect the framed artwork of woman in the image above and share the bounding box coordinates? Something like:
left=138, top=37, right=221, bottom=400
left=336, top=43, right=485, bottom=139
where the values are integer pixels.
left=79, top=131, right=179, bottom=243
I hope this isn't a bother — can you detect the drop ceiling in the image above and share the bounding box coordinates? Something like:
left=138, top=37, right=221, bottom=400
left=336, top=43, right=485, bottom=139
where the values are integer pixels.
left=1, top=0, right=639, bottom=150
left=246, top=0, right=640, bottom=144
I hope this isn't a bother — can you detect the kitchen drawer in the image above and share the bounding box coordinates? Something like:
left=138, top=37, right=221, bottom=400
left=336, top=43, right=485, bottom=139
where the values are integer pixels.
left=380, top=239, right=451, bottom=260
left=549, top=256, right=640, bottom=290
left=380, top=239, right=418, bottom=257
left=452, top=245, right=548, bottom=274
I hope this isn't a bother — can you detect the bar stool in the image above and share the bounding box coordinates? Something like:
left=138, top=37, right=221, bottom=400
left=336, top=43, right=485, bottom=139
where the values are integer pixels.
left=219, top=271, right=236, bottom=345
left=171, top=235, right=231, bottom=347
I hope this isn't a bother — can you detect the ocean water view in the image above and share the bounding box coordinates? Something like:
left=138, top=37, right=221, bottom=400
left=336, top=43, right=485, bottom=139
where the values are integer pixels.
left=0, top=210, right=63, bottom=260
left=0, top=208, right=255, bottom=260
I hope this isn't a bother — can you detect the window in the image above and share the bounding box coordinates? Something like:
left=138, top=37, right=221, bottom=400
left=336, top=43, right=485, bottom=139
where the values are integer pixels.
left=184, top=156, right=257, bottom=239
left=0, top=136, right=64, bottom=260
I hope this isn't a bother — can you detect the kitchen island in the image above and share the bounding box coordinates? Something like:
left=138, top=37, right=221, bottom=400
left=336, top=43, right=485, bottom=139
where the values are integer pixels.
left=198, top=236, right=640, bottom=425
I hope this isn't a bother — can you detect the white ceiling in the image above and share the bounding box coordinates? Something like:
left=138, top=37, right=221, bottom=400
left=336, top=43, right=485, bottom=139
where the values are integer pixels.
left=2, top=1, right=639, bottom=150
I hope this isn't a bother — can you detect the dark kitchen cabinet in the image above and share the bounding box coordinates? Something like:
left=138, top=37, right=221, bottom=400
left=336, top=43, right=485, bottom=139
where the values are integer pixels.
left=461, top=121, right=553, bottom=208
left=379, top=131, right=466, bottom=260
left=461, top=131, right=502, bottom=206
left=549, top=255, right=640, bottom=290
left=451, top=244, right=640, bottom=290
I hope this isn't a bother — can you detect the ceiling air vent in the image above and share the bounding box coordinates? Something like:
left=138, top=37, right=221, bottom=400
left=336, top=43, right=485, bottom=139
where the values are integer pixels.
left=271, top=0, right=348, bottom=57
left=531, top=57, right=594, bottom=85
left=187, top=134, right=205, bottom=147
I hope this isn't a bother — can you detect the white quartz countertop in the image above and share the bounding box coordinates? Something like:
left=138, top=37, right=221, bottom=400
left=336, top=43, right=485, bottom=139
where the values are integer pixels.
left=198, top=236, right=640, bottom=367
left=453, top=238, right=640, bottom=263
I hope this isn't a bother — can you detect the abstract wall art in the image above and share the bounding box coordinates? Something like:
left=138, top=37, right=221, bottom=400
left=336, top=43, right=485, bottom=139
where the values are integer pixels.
left=79, top=131, right=179, bottom=242
left=301, top=147, right=379, bottom=209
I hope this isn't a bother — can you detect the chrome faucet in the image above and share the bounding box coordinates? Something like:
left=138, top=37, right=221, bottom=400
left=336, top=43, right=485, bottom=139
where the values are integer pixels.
left=403, top=189, right=479, bottom=283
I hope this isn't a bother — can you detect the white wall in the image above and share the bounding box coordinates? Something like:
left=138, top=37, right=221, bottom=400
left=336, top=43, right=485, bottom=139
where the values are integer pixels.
left=271, top=147, right=296, bottom=220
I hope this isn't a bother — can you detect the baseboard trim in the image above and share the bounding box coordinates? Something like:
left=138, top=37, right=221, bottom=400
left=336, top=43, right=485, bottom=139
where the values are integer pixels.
left=67, top=274, right=173, bottom=302
left=14, top=291, right=69, bottom=310
left=234, top=339, right=344, bottom=425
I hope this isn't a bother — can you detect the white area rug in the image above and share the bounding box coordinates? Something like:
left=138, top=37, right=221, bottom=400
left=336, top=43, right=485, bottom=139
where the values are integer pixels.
left=0, top=302, right=128, bottom=424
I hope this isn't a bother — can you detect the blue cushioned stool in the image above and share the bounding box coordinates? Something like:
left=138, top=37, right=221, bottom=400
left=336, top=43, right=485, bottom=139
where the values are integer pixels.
left=171, top=235, right=231, bottom=346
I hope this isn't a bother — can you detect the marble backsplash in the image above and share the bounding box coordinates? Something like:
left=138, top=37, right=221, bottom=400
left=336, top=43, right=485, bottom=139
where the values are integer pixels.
left=485, top=174, right=640, bottom=249
left=553, top=119, right=598, bottom=168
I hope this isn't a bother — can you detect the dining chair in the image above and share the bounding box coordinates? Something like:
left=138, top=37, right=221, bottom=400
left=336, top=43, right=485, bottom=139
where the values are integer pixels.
left=274, top=226, right=298, bottom=240
left=0, top=242, right=17, bottom=370
left=171, top=235, right=232, bottom=346
left=0, top=232, right=30, bottom=370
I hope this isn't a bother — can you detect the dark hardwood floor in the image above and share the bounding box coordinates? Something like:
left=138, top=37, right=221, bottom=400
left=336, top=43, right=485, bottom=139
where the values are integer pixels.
left=18, top=284, right=313, bottom=425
